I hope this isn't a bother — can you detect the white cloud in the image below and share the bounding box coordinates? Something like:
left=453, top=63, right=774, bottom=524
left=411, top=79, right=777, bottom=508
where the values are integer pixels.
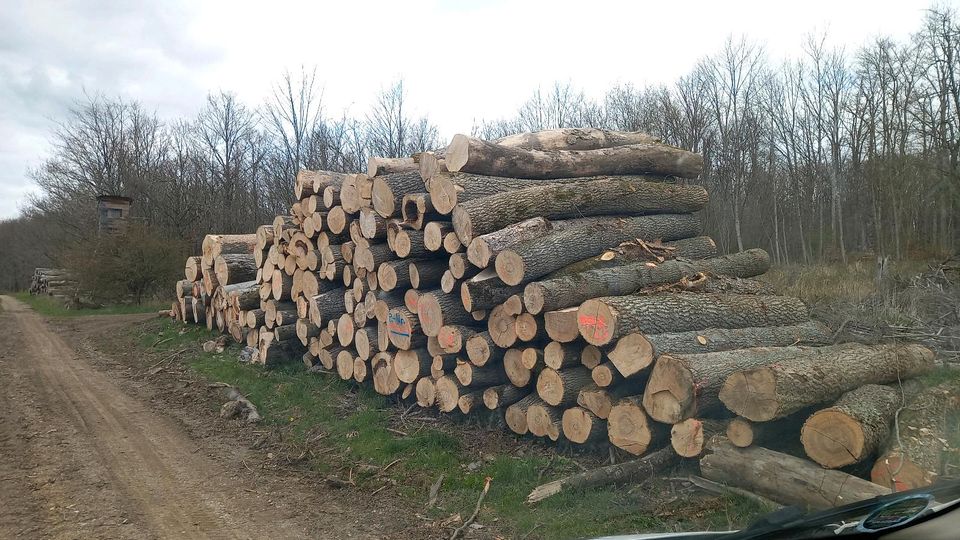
left=0, top=0, right=948, bottom=218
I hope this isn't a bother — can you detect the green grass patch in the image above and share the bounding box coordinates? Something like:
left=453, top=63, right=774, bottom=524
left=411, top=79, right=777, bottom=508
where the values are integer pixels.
left=13, top=291, right=167, bottom=317
left=131, top=318, right=770, bottom=539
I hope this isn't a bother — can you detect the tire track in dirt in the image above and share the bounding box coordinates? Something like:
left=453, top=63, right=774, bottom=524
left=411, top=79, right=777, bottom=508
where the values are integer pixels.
left=0, top=295, right=384, bottom=539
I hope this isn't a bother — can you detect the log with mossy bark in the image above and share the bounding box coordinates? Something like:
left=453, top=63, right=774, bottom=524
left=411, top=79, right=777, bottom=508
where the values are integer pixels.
left=700, top=439, right=889, bottom=511
left=524, top=248, right=770, bottom=315
left=719, top=343, right=935, bottom=422
left=452, top=179, right=708, bottom=244
left=801, top=381, right=923, bottom=469
left=495, top=213, right=702, bottom=286
left=870, top=379, right=960, bottom=490
left=445, top=134, right=703, bottom=180
left=577, top=293, right=809, bottom=347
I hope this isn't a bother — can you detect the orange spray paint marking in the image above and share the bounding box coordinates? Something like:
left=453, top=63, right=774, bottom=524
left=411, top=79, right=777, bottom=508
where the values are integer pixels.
left=578, top=314, right=610, bottom=341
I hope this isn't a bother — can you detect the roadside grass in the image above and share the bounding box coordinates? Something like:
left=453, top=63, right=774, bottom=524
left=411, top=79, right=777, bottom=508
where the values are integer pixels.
left=134, top=318, right=771, bottom=539
left=13, top=291, right=167, bottom=317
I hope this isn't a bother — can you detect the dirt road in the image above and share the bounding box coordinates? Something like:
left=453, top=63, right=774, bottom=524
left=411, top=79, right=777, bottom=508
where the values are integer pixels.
left=0, top=296, right=395, bottom=539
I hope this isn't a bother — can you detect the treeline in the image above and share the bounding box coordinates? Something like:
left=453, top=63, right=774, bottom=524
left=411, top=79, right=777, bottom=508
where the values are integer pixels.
left=475, top=8, right=959, bottom=264
left=1, top=7, right=957, bottom=295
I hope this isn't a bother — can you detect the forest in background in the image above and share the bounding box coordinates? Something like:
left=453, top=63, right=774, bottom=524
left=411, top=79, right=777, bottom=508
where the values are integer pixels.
left=0, top=7, right=956, bottom=299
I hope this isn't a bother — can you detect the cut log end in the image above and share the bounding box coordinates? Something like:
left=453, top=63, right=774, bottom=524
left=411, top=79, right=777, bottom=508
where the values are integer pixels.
left=726, top=417, right=755, bottom=448
left=494, top=250, right=526, bottom=287
left=800, top=411, right=867, bottom=469
left=718, top=369, right=778, bottom=421
left=562, top=407, right=605, bottom=444
left=576, top=298, right=618, bottom=346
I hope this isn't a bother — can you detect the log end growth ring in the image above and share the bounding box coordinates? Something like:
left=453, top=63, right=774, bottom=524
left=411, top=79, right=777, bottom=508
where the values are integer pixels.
left=607, top=401, right=653, bottom=455
left=445, top=134, right=470, bottom=172
left=451, top=205, right=474, bottom=245
left=562, top=407, right=595, bottom=444
left=800, top=411, right=865, bottom=468
left=718, top=368, right=779, bottom=421
left=576, top=299, right=617, bottom=346
left=535, top=368, right=563, bottom=406
left=494, top=250, right=527, bottom=287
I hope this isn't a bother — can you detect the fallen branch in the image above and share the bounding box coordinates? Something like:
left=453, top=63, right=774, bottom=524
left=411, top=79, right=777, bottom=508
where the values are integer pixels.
left=450, top=476, right=492, bottom=540
left=526, top=446, right=678, bottom=504
left=677, top=475, right=780, bottom=509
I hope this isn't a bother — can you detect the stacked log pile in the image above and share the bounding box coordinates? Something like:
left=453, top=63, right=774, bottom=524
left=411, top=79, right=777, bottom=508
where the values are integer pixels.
left=29, top=268, right=78, bottom=300
left=168, top=127, right=948, bottom=509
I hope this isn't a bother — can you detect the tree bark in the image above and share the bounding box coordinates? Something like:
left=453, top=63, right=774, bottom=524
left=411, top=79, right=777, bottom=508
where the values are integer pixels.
left=483, top=384, right=529, bottom=410
left=606, top=320, right=833, bottom=379
left=427, top=172, right=602, bottom=215
left=454, top=362, right=508, bottom=387
left=409, top=259, right=448, bottom=289
left=393, top=229, right=429, bottom=258
left=214, top=254, right=258, bottom=285
left=466, top=217, right=552, bottom=269
left=700, top=439, right=889, bottom=511
left=524, top=248, right=770, bottom=315
left=871, top=380, right=960, bottom=490
left=578, top=293, right=809, bottom=346
left=720, top=343, right=935, bottom=421
left=367, top=156, right=417, bottom=178
left=543, top=341, right=582, bottom=370
left=801, top=382, right=923, bottom=469
left=496, top=214, right=702, bottom=286
left=453, top=179, right=708, bottom=243
left=446, top=134, right=703, bottom=179
left=495, top=128, right=659, bottom=151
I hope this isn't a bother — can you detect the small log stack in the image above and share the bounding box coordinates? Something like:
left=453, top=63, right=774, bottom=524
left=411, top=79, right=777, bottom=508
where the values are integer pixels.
left=168, top=128, right=948, bottom=510
left=29, top=268, right=78, bottom=302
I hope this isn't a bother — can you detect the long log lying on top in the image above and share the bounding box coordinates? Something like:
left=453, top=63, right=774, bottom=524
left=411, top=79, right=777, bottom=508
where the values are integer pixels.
left=495, top=213, right=702, bottom=286
left=604, top=320, right=833, bottom=380
left=801, top=381, right=923, bottom=469
left=719, top=343, right=935, bottom=421
left=577, top=293, right=809, bottom=347
left=452, top=179, right=708, bottom=243
left=495, top=128, right=660, bottom=151
left=524, top=248, right=770, bottom=315
left=700, top=439, right=889, bottom=511
left=870, top=379, right=960, bottom=490
left=428, top=172, right=654, bottom=216
left=201, top=234, right=257, bottom=266
left=445, top=134, right=703, bottom=180
left=367, top=156, right=417, bottom=178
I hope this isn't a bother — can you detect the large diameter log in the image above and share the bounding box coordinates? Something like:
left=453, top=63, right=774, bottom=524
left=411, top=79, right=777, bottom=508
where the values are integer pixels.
left=524, top=248, right=770, bottom=315
left=446, top=134, right=703, bottom=179
left=496, top=214, right=702, bottom=286
left=871, top=380, right=960, bottom=490
left=495, top=128, right=659, bottom=151
left=202, top=233, right=257, bottom=266
left=700, top=439, right=889, bottom=511
left=214, top=254, right=258, bottom=285
left=719, top=343, right=935, bottom=421
left=386, top=307, right=425, bottom=350
left=606, top=320, right=833, bottom=380
left=801, top=382, right=923, bottom=469
left=578, top=293, right=809, bottom=347
left=544, top=308, right=580, bottom=343
left=428, top=172, right=584, bottom=215
left=393, top=348, right=433, bottom=383
left=526, top=446, right=678, bottom=504
left=371, top=171, right=423, bottom=218
left=607, top=396, right=667, bottom=456
left=453, top=179, right=708, bottom=244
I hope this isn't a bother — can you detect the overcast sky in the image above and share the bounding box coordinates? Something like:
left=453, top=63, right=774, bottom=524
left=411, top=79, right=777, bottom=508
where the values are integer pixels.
left=0, top=0, right=950, bottom=218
